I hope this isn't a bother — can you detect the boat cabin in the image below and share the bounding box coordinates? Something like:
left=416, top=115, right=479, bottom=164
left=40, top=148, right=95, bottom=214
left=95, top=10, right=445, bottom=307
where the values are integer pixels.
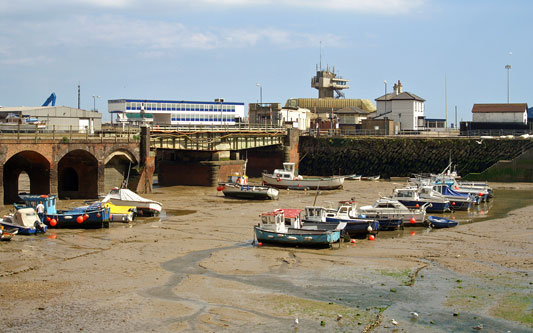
left=332, top=201, right=358, bottom=219
left=272, top=163, right=303, bottom=180
left=392, top=188, right=419, bottom=200
left=259, top=209, right=302, bottom=232
left=18, top=194, right=58, bottom=214
left=304, top=206, right=327, bottom=222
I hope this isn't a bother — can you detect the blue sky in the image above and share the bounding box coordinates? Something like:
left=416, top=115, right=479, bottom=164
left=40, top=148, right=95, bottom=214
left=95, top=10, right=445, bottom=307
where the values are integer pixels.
left=1, top=0, right=531, bottom=124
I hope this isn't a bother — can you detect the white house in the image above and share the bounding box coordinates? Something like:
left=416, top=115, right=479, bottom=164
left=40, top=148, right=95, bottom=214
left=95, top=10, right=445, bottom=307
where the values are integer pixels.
left=472, top=104, right=528, bottom=124
left=374, top=80, right=425, bottom=131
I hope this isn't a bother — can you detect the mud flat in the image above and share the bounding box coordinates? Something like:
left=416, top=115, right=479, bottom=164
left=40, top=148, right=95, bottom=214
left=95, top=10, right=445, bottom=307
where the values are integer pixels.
left=0, top=181, right=532, bottom=332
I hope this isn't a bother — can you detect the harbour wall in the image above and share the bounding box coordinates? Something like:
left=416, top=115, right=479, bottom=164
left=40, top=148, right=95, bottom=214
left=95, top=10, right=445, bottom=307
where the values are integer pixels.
left=298, top=136, right=533, bottom=181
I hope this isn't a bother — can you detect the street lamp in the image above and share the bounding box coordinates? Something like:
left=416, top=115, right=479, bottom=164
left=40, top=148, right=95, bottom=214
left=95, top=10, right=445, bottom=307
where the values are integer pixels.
left=256, top=82, right=262, bottom=105
left=505, top=64, right=511, bottom=103
left=383, top=80, right=387, bottom=116
left=92, top=95, right=100, bottom=111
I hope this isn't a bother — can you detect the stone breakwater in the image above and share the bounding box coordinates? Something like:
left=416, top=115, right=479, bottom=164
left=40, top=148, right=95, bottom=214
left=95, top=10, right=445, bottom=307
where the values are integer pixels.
left=298, top=136, right=533, bottom=179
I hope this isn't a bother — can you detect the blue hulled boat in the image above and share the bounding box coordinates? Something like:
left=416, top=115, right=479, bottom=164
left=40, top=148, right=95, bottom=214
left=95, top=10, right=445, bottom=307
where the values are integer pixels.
left=427, top=216, right=459, bottom=228
left=390, top=187, right=450, bottom=213
left=303, top=201, right=379, bottom=237
left=254, top=209, right=341, bottom=247
left=0, top=208, right=47, bottom=235
left=17, top=194, right=110, bottom=229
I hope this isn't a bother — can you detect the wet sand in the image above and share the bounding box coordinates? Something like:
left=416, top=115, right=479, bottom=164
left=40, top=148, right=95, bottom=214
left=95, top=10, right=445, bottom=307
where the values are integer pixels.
left=1, top=181, right=532, bottom=332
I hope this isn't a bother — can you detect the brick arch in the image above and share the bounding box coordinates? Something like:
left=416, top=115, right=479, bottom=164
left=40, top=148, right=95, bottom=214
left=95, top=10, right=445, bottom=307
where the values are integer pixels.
left=3, top=150, right=51, bottom=204
left=57, top=149, right=99, bottom=199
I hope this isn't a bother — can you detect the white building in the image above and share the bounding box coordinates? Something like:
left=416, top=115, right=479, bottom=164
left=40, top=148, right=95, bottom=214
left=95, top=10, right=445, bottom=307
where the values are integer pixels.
left=279, top=107, right=312, bottom=130
left=108, top=99, right=245, bottom=126
left=472, top=104, right=528, bottom=124
left=374, top=80, right=425, bottom=131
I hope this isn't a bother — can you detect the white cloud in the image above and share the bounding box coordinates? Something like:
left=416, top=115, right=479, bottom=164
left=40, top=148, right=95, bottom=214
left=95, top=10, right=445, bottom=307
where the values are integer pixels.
left=0, top=14, right=344, bottom=64
left=0, top=0, right=424, bottom=14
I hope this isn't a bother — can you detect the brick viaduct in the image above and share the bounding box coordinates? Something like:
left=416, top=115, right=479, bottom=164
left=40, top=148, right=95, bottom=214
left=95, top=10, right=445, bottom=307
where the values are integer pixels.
left=0, top=127, right=154, bottom=205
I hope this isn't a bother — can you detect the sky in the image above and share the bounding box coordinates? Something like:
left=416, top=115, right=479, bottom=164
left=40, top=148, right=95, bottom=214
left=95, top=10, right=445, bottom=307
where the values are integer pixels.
left=1, top=0, right=531, bottom=124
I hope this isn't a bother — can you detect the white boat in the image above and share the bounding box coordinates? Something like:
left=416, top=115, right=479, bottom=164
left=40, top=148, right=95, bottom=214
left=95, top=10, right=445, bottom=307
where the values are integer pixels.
left=359, top=198, right=427, bottom=227
left=262, top=163, right=344, bottom=190
left=101, top=188, right=162, bottom=217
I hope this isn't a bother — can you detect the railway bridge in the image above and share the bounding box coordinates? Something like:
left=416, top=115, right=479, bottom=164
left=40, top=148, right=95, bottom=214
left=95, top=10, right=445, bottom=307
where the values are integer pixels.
left=0, top=126, right=297, bottom=205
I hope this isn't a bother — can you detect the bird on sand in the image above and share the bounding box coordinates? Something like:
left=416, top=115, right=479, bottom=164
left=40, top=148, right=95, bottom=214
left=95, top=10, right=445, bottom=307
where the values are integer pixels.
left=409, top=312, right=419, bottom=319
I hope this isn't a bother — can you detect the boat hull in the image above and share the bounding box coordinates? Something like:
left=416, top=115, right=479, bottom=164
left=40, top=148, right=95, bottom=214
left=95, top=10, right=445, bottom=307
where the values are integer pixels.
left=262, top=175, right=344, bottom=190
left=254, top=226, right=340, bottom=247
left=323, top=217, right=379, bottom=237
left=45, top=208, right=110, bottom=229
left=0, top=221, right=47, bottom=235
left=222, top=184, right=279, bottom=200
left=397, top=200, right=449, bottom=213
left=427, top=216, right=459, bottom=228
left=108, top=199, right=161, bottom=217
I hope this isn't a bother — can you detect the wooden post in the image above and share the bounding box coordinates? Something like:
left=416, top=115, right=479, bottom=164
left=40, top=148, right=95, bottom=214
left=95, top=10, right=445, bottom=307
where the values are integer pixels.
left=69, top=125, right=72, bottom=141
left=53, top=125, right=56, bottom=141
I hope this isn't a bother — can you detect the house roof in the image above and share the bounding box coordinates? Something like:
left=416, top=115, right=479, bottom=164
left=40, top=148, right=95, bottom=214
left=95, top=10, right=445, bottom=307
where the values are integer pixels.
left=375, top=92, right=425, bottom=102
left=472, top=103, right=528, bottom=113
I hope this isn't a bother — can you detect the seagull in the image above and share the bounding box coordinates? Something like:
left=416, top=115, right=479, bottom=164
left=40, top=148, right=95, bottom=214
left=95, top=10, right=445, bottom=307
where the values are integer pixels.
left=410, top=312, right=419, bottom=319
left=472, top=323, right=483, bottom=330
left=337, top=314, right=343, bottom=321
left=475, top=139, right=483, bottom=145
left=391, top=319, right=398, bottom=326
left=294, top=318, right=299, bottom=325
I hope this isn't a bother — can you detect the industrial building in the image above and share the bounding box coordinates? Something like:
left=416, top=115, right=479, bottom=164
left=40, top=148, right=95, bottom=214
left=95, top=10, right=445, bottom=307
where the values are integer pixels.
left=108, top=99, right=245, bottom=126
left=0, top=106, right=102, bottom=133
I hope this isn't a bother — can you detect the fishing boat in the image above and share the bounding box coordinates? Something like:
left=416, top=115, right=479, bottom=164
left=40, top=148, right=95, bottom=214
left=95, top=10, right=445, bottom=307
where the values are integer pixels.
left=358, top=197, right=427, bottom=229
left=0, top=208, right=47, bottom=235
left=430, top=184, right=474, bottom=210
left=1, top=226, right=17, bottom=241
left=17, top=194, right=110, bottom=229
left=254, top=208, right=342, bottom=247
left=390, top=187, right=450, bottom=213
left=219, top=183, right=279, bottom=200
left=361, top=175, right=380, bottom=181
left=303, top=202, right=379, bottom=237
left=101, top=188, right=162, bottom=216
left=262, top=163, right=344, bottom=190
left=427, top=216, right=459, bottom=228
left=218, top=166, right=279, bottom=200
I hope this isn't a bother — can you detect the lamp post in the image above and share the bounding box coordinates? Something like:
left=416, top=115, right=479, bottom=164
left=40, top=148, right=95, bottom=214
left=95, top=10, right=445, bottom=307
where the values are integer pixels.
left=256, top=83, right=262, bottom=105
left=383, top=80, right=387, bottom=117
left=505, top=64, right=511, bottom=103
left=92, top=95, right=100, bottom=111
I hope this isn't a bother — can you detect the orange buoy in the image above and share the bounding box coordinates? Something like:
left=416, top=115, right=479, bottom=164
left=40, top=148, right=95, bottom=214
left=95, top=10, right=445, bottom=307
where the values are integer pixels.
left=216, top=185, right=225, bottom=191
left=368, top=235, right=375, bottom=241
left=46, top=216, right=51, bottom=222
left=258, top=242, right=263, bottom=247
left=452, top=202, right=456, bottom=206
left=415, top=204, right=420, bottom=208
left=410, top=217, right=416, bottom=224
left=83, top=214, right=89, bottom=220
left=410, top=231, right=416, bottom=236
left=350, top=239, right=356, bottom=244
left=50, top=219, right=57, bottom=227
left=76, top=216, right=84, bottom=223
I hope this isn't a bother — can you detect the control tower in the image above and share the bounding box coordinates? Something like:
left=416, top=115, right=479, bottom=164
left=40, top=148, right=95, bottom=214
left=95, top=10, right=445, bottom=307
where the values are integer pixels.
left=311, top=65, right=350, bottom=98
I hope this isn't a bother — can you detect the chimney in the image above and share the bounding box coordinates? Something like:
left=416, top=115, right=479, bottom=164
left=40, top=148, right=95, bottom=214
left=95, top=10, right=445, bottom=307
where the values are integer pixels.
left=398, top=80, right=403, bottom=93
left=393, top=83, right=399, bottom=95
